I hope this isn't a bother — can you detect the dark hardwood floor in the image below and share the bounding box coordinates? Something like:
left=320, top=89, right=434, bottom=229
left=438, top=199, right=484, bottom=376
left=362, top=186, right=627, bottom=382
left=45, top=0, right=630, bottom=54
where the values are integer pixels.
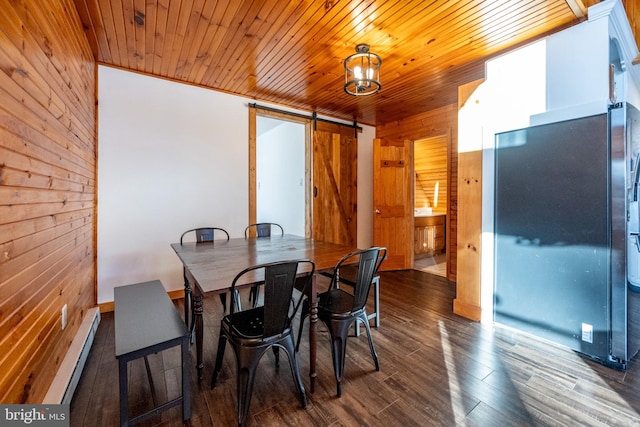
left=71, top=270, right=640, bottom=426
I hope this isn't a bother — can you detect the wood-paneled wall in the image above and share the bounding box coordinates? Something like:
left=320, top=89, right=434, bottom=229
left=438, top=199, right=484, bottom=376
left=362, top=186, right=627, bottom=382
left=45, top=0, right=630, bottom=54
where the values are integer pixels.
left=0, top=0, right=96, bottom=403
left=453, top=79, right=485, bottom=322
left=623, top=0, right=640, bottom=56
left=377, top=104, right=458, bottom=281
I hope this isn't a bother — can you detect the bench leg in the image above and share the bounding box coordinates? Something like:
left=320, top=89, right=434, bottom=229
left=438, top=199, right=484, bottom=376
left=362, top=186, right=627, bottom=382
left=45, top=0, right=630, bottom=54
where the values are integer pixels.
left=118, top=358, right=129, bottom=427
left=143, top=356, right=158, bottom=406
left=181, top=337, right=191, bottom=422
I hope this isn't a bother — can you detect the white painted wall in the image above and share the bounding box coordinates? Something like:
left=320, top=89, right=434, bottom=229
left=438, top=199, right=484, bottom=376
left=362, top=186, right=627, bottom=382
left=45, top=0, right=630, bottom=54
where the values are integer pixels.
left=461, top=39, right=547, bottom=323
left=531, top=16, right=610, bottom=125
left=97, top=65, right=374, bottom=303
left=532, top=0, right=640, bottom=126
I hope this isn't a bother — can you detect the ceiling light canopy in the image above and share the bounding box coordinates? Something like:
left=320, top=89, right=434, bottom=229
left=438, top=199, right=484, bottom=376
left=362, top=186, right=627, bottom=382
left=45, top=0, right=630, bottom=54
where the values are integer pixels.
left=343, top=44, right=381, bottom=96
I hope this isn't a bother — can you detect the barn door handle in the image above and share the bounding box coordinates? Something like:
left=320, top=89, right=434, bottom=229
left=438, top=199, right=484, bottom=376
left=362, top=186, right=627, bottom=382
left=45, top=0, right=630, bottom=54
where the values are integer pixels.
left=314, top=186, right=318, bottom=197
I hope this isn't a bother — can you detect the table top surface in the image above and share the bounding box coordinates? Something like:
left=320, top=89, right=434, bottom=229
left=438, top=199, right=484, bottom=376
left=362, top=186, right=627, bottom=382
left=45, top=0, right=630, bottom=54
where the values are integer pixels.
left=171, top=234, right=354, bottom=294
left=114, top=280, right=187, bottom=357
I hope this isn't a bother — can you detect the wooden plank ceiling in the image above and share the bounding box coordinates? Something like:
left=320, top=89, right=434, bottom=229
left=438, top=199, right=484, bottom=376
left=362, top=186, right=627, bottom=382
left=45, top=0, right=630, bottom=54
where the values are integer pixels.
left=73, top=0, right=599, bottom=126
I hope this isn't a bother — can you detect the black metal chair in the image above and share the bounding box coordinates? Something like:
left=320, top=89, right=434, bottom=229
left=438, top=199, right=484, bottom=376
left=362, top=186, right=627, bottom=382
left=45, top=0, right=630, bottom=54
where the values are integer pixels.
left=180, top=227, right=229, bottom=245
left=297, top=247, right=387, bottom=397
left=244, top=223, right=284, bottom=306
left=210, top=259, right=314, bottom=427
left=244, top=222, right=284, bottom=238
left=179, top=227, right=231, bottom=335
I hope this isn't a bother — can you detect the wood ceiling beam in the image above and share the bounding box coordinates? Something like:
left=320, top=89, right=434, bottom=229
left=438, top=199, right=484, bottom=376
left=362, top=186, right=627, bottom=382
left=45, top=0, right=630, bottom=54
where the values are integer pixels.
left=564, top=0, right=587, bottom=19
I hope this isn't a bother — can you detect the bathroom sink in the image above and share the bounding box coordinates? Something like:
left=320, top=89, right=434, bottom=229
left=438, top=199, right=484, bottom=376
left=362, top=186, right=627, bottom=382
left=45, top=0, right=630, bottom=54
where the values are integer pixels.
left=414, top=207, right=433, bottom=217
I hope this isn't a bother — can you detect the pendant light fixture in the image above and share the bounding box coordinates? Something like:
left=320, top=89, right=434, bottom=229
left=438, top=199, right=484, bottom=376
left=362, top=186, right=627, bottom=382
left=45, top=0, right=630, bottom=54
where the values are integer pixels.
left=343, top=44, right=382, bottom=96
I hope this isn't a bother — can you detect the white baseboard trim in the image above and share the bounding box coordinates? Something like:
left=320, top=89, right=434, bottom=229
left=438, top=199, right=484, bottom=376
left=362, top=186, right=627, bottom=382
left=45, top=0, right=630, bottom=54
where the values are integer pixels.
left=43, top=307, right=101, bottom=404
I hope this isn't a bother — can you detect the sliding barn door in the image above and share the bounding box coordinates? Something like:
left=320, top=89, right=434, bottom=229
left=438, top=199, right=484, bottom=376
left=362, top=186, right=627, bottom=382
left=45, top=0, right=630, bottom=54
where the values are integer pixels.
left=312, top=123, right=357, bottom=246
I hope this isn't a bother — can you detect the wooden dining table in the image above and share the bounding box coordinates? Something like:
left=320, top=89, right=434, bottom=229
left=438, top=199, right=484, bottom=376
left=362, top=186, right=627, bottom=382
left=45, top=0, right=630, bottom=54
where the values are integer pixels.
left=170, top=234, right=354, bottom=391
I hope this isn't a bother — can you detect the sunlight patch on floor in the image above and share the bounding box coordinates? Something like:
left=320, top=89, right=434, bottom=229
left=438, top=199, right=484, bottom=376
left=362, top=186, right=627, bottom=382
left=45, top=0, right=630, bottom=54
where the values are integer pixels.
left=414, top=254, right=446, bottom=277
left=439, top=320, right=466, bottom=425
left=494, top=323, right=640, bottom=421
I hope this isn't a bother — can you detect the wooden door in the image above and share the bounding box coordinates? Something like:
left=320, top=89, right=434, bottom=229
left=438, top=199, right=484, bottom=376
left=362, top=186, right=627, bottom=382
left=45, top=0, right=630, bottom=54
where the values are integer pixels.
left=373, top=138, right=414, bottom=270
left=312, top=123, right=357, bottom=246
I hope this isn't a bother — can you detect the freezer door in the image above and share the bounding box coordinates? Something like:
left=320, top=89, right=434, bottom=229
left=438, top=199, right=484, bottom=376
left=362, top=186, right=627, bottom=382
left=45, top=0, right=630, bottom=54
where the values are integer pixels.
left=494, top=113, right=610, bottom=361
left=614, top=102, right=640, bottom=364
left=610, top=103, right=627, bottom=362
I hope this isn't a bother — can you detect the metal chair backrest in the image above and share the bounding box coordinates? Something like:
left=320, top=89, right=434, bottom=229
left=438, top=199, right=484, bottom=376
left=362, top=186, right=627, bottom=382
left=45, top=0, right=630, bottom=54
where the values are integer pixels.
left=244, top=223, right=284, bottom=238
left=330, top=247, right=387, bottom=312
left=229, top=259, right=314, bottom=337
left=180, top=227, right=229, bottom=244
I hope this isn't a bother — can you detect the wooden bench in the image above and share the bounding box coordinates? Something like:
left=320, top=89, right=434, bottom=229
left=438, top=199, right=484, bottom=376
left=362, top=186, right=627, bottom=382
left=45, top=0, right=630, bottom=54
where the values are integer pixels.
left=114, top=280, right=190, bottom=426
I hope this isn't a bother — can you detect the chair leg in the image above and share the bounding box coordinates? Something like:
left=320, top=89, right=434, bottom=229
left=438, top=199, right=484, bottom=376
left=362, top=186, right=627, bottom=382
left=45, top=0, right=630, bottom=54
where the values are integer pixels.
left=219, top=292, right=227, bottom=313
left=219, top=290, right=243, bottom=314
left=295, top=299, right=309, bottom=352
left=211, top=333, right=227, bottom=389
left=372, top=276, right=380, bottom=328
left=189, top=307, right=196, bottom=344
left=235, top=346, right=269, bottom=427
left=355, top=277, right=381, bottom=337
left=249, top=285, right=261, bottom=308
left=295, top=318, right=305, bottom=352
left=278, top=338, right=307, bottom=408
left=325, top=317, right=354, bottom=398
left=236, top=366, right=257, bottom=427
left=185, top=275, right=196, bottom=344
left=359, top=312, right=380, bottom=371
left=234, top=289, right=242, bottom=312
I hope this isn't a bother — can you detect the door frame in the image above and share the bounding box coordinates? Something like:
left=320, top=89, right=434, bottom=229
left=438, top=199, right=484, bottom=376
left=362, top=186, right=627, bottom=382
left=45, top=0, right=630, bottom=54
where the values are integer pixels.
left=249, top=107, right=313, bottom=237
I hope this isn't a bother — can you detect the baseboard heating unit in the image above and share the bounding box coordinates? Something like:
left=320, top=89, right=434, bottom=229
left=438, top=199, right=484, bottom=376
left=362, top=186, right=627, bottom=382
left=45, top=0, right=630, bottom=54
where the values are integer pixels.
left=43, top=307, right=101, bottom=404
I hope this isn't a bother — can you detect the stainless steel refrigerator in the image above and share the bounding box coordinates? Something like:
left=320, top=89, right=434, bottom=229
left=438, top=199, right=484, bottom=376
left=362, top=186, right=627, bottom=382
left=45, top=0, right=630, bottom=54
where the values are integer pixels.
left=494, top=102, right=640, bottom=368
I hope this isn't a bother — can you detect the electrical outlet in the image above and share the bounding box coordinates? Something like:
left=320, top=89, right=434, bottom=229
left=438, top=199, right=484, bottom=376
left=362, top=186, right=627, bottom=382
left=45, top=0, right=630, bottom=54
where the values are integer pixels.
left=61, top=304, right=67, bottom=330
left=581, top=323, right=593, bottom=343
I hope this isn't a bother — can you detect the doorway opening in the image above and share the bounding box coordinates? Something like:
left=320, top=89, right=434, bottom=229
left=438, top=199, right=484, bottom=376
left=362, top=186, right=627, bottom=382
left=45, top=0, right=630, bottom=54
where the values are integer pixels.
left=256, top=116, right=306, bottom=235
left=250, top=106, right=359, bottom=245
left=249, top=108, right=313, bottom=237
left=413, top=135, right=448, bottom=277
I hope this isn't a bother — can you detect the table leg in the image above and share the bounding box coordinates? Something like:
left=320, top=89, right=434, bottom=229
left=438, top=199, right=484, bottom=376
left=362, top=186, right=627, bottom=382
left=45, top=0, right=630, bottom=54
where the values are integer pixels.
left=309, top=275, right=318, bottom=393
left=194, top=290, right=204, bottom=382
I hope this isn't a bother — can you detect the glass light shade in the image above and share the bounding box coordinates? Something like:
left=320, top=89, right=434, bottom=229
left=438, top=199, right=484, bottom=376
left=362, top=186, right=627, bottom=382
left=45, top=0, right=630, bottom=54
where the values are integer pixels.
left=344, top=44, right=381, bottom=96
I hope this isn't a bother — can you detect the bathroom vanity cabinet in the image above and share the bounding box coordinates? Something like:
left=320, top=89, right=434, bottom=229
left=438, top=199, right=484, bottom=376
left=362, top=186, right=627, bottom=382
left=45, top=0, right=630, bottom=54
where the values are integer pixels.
left=414, top=214, right=446, bottom=256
